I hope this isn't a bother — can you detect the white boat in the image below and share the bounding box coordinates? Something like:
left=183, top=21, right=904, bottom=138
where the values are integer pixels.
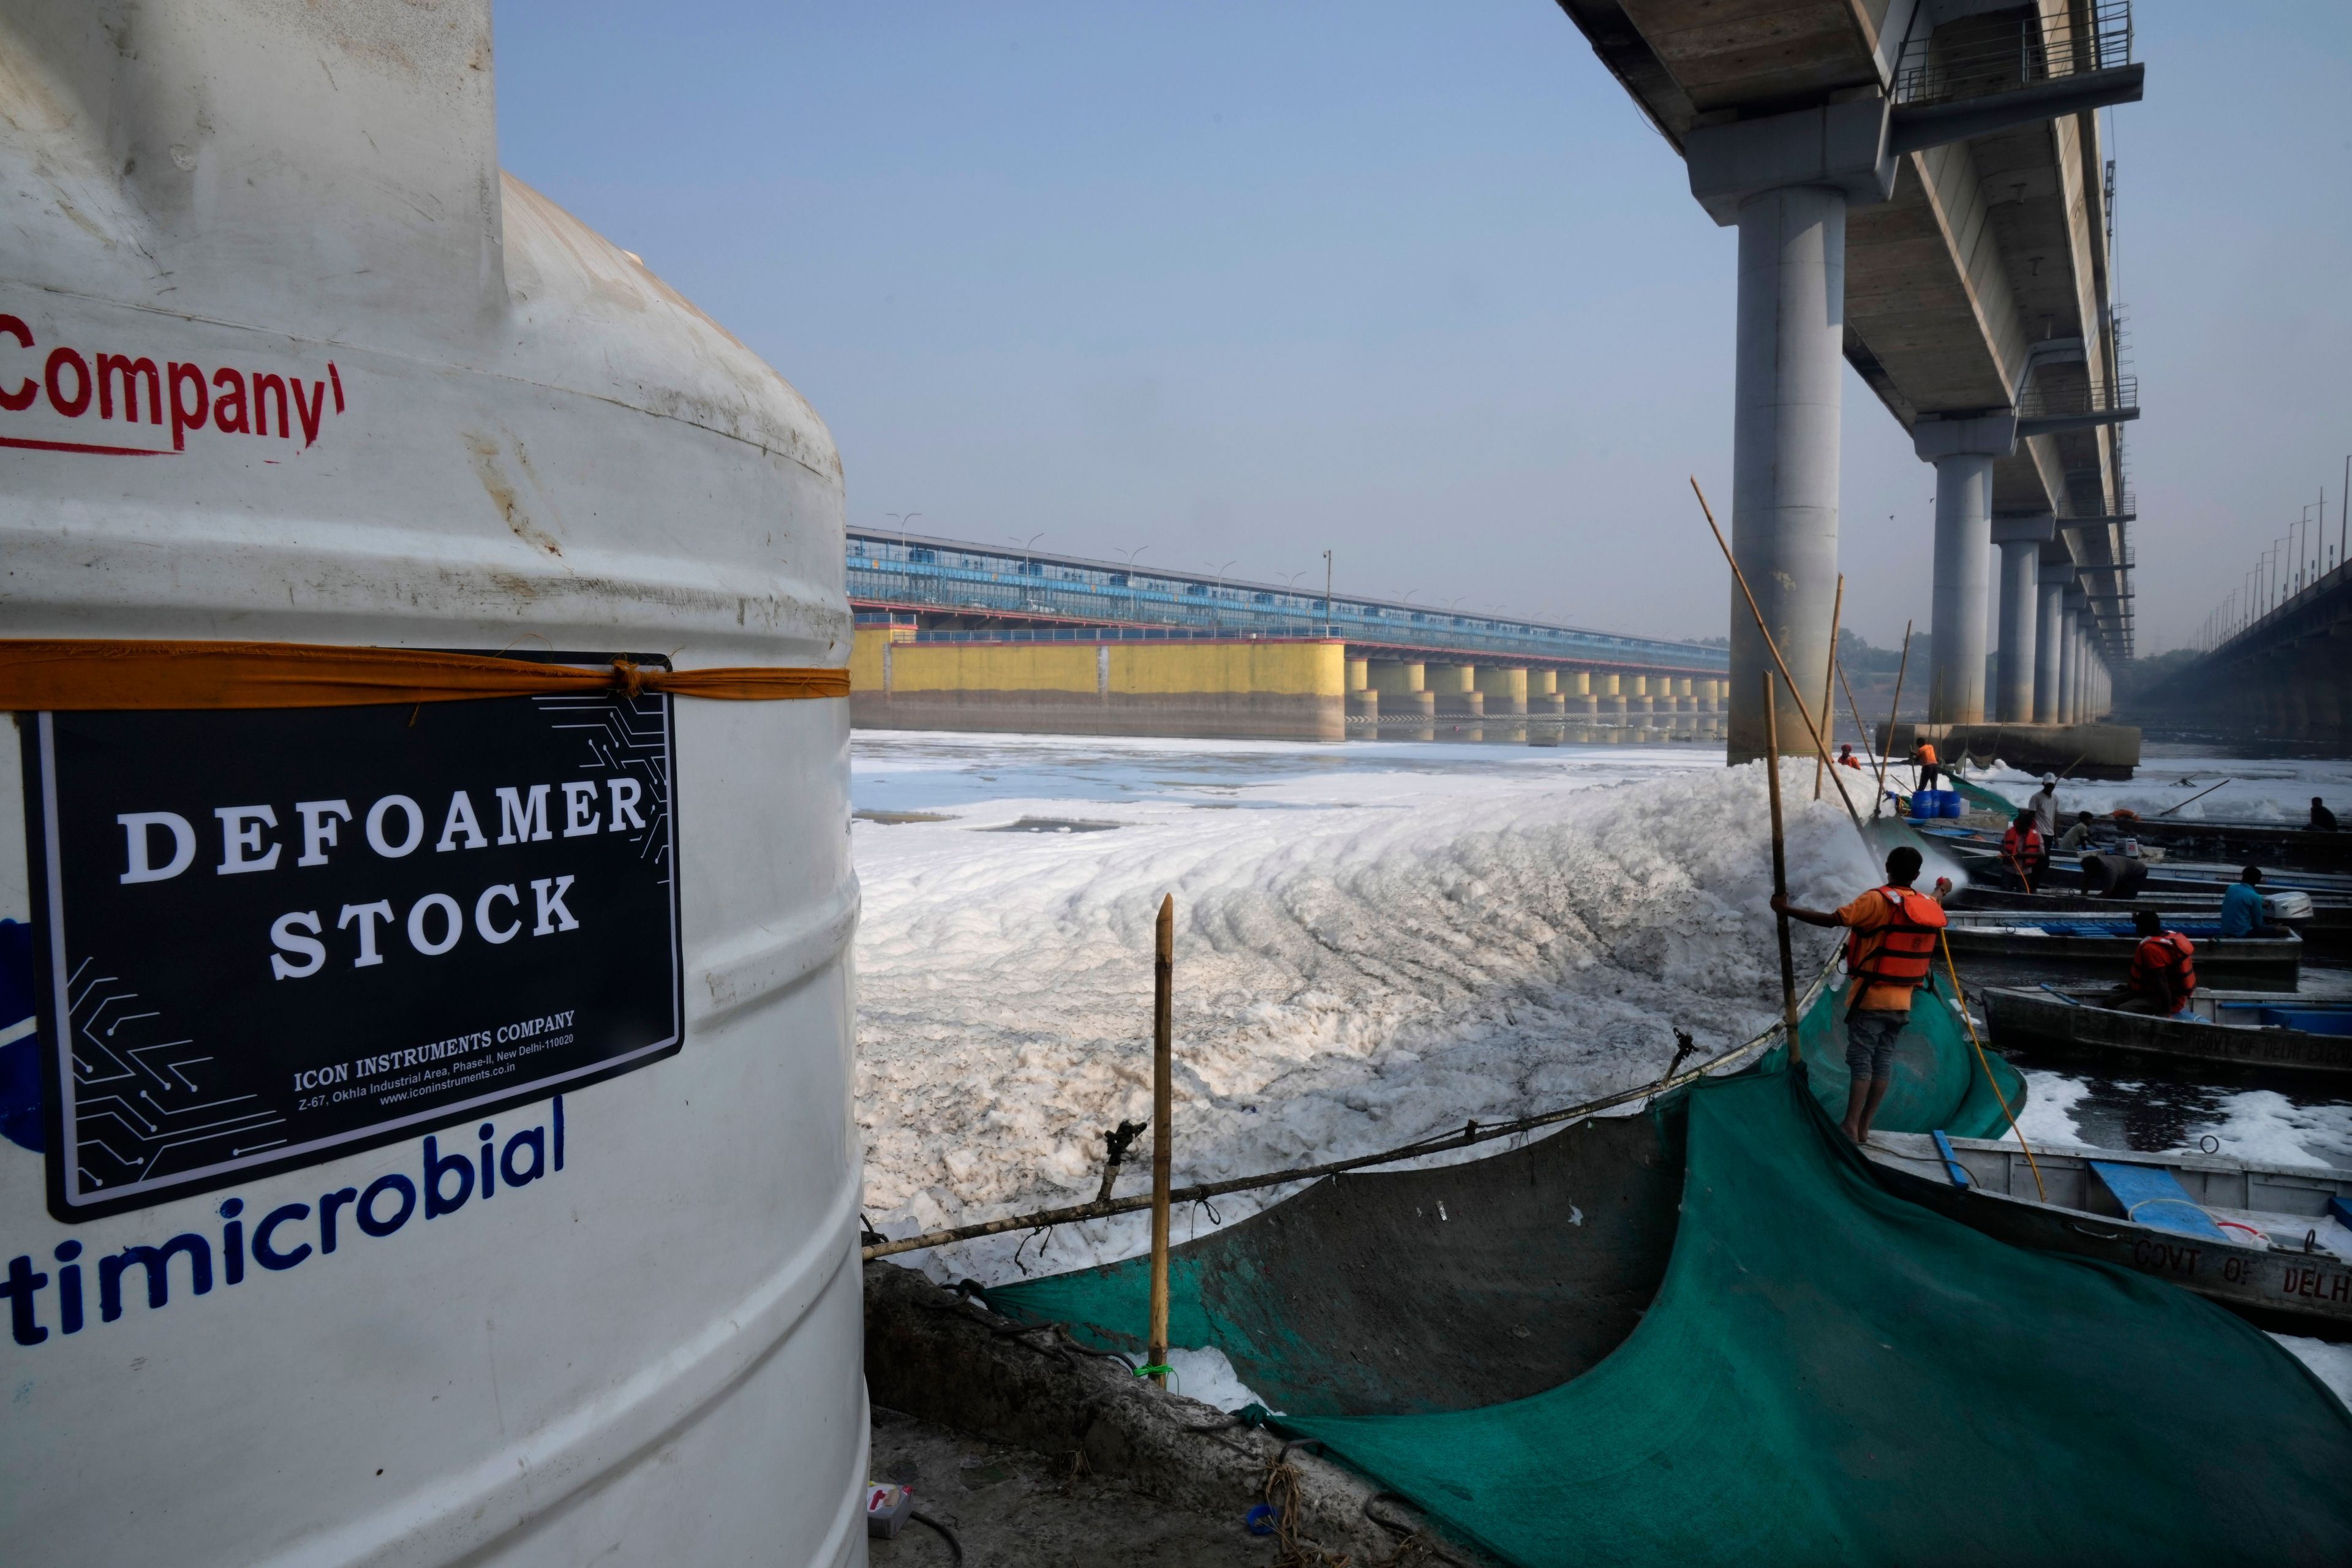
left=1868, top=1131, right=2352, bottom=1329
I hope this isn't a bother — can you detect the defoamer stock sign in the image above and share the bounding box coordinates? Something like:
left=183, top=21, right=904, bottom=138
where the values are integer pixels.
left=21, top=663, right=683, bottom=1221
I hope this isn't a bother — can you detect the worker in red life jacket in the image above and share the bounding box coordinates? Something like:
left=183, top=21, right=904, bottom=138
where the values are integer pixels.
left=1773, top=845, right=1953, bottom=1144
left=2000, top=810, right=2046, bottom=892
left=1837, top=744, right=1862, bottom=770
left=2108, top=908, right=2197, bottom=1017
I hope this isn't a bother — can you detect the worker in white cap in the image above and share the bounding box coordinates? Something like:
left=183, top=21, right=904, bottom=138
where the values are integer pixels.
left=2027, top=772, right=2060, bottom=837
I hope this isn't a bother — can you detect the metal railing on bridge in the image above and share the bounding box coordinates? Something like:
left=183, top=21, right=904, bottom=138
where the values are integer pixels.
left=846, top=530, right=1728, bottom=673
left=1893, top=0, right=2133, bottom=109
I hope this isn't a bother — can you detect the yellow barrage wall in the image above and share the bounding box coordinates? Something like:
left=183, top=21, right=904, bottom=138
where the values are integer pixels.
left=854, top=633, right=1343, bottom=696
left=851, top=630, right=1347, bottom=740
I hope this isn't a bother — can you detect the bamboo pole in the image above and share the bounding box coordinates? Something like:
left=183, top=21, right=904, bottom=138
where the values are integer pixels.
left=1689, top=478, right=1861, bottom=826
left=1813, top=573, right=1845, bottom=801
left=1762, top=671, right=1801, bottom=1061
left=1836, top=658, right=1874, bottom=785
left=1874, top=620, right=1913, bottom=814
left=1147, top=894, right=1174, bottom=1386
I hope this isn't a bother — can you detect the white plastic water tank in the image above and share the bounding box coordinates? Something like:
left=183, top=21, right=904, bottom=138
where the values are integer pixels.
left=0, top=4, right=865, bottom=1564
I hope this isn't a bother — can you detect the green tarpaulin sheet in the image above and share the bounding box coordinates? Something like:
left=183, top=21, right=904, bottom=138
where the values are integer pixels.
left=1282, top=1064, right=2352, bottom=1564
left=1951, top=773, right=2022, bottom=816
left=987, top=974, right=2352, bottom=1562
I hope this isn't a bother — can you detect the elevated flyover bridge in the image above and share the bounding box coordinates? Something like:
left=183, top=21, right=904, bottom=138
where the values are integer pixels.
left=1555, top=0, right=2147, bottom=774
left=847, top=529, right=1730, bottom=742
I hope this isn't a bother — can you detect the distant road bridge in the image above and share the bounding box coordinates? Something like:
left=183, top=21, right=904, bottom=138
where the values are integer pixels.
left=2138, top=562, right=2352, bottom=750
left=848, top=530, right=1732, bottom=739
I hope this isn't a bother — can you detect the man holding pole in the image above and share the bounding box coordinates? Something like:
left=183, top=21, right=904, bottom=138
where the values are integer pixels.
left=1771, top=846, right=1951, bottom=1144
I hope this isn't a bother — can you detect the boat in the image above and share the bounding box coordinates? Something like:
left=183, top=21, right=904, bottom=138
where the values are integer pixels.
left=1930, top=827, right=2352, bottom=902
left=2097, top=815, right=2352, bottom=876
left=1984, top=984, right=2352, bottom=1074
left=1951, top=883, right=2352, bottom=954
left=1939, top=910, right=2302, bottom=982
left=1864, top=1130, right=2352, bottom=1330
left=1924, top=777, right=2352, bottom=875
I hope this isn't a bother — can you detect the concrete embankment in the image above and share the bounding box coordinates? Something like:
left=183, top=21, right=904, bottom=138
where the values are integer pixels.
left=864, top=1261, right=1492, bottom=1565
left=1882, top=720, right=2143, bottom=779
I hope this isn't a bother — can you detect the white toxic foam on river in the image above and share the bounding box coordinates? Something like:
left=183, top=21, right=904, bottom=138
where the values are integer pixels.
left=852, top=738, right=1869, bottom=1285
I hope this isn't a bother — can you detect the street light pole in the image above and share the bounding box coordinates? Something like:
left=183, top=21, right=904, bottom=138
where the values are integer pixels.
left=1322, top=549, right=1334, bottom=639
left=1205, top=560, right=1236, bottom=631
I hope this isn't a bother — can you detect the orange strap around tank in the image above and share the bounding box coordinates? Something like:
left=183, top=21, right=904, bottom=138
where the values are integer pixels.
left=0, top=639, right=848, bottom=710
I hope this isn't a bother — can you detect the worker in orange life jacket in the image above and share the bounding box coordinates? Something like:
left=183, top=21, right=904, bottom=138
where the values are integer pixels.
left=1836, top=744, right=1862, bottom=771
left=1773, top=844, right=1953, bottom=1143
left=2000, top=810, right=2046, bottom=892
left=2107, top=908, right=2197, bottom=1017
left=1910, top=740, right=1942, bottom=793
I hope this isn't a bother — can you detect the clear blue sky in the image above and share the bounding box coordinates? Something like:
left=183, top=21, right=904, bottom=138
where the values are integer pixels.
left=496, top=2, right=2351, bottom=654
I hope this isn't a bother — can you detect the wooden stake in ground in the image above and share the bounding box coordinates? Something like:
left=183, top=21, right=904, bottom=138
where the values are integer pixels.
left=1689, top=477, right=1860, bottom=826
left=1762, top=672, right=1802, bottom=1060
left=1875, top=620, right=1913, bottom=812
left=1813, top=573, right=1845, bottom=801
left=1147, top=894, right=1174, bottom=1387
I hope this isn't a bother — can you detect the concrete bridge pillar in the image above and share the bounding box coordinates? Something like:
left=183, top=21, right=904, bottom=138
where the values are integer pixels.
left=2056, top=596, right=2082, bottom=723
left=1369, top=660, right=1436, bottom=720
left=1525, top=669, right=1564, bottom=717
left=2034, top=566, right=2070, bottom=723
left=1684, top=99, right=1896, bottom=763
left=1426, top=663, right=1482, bottom=718
left=1721, top=185, right=1847, bottom=761
left=1594, top=673, right=1624, bottom=720
left=1476, top=666, right=1528, bottom=717
left=2070, top=615, right=2090, bottom=725
left=1344, top=657, right=1375, bottom=722
left=1563, top=671, right=1597, bottom=716
left=1625, top=676, right=1654, bottom=718
left=1915, top=415, right=2018, bottom=725
left=1991, top=514, right=2053, bottom=723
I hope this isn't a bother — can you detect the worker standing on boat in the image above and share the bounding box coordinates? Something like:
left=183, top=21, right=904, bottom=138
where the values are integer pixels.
left=2001, top=811, right=2046, bottom=892
left=2027, top=774, right=2060, bottom=836
left=1911, top=740, right=1942, bottom=793
left=1773, top=845, right=1951, bottom=1144
left=2221, top=867, right=2290, bottom=939
left=2108, top=910, right=2196, bottom=1017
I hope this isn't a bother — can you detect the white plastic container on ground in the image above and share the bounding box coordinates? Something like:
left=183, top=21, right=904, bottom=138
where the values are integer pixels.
left=0, top=4, right=864, bottom=1564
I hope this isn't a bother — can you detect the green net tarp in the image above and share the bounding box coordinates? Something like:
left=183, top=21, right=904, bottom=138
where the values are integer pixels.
left=1280, top=1065, right=2352, bottom=1565
left=1952, top=772, right=2023, bottom=815
left=984, top=973, right=2352, bottom=1562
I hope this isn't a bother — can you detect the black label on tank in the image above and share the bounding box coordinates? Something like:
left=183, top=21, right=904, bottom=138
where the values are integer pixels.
left=21, top=661, right=682, bottom=1220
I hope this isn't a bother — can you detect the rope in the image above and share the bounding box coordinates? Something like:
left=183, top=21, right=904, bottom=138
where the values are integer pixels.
left=863, top=954, right=1843, bottom=1261
left=1938, top=934, right=2046, bottom=1200
left=0, top=638, right=847, bottom=710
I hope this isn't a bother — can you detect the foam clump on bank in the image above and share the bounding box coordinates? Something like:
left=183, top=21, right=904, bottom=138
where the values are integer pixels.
left=855, top=759, right=1870, bottom=1284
